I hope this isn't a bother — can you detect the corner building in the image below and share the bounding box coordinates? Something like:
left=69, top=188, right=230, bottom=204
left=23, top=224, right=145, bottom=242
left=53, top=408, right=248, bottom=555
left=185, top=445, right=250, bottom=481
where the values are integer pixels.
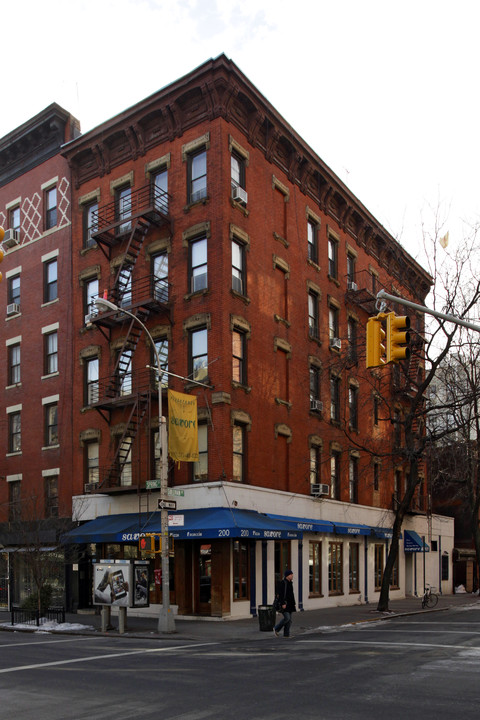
left=63, top=55, right=453, bottom=618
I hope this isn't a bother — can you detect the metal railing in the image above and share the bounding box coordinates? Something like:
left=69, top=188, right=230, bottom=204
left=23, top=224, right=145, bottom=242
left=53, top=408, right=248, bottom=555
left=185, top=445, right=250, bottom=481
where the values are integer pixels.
left=11, top=606, right=65, bottom=626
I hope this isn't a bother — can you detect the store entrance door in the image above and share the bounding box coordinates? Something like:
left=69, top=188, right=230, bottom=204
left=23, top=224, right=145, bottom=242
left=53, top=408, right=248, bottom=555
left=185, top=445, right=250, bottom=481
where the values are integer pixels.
left=196, top=543, right=212, bottom=616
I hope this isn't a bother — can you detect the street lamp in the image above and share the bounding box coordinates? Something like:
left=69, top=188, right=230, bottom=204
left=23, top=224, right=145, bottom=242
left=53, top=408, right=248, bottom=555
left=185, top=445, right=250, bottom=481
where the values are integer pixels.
left=94, top=297, right=175, bottom=633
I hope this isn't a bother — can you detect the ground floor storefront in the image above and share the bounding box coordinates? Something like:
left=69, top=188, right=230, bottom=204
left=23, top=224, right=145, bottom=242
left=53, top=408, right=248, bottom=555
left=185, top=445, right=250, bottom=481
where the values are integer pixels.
left=65, top=483, right=455, bottom=618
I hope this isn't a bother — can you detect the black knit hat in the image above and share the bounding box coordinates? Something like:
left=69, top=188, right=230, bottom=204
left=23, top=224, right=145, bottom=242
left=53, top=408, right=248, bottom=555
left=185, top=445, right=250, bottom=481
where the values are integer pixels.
left=284, top=569, right=293, bottom=578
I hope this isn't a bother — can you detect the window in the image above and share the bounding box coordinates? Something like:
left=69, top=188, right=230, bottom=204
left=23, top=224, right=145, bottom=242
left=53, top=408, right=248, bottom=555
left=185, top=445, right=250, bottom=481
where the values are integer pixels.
left=8, top=411, right=21, bottom=453
left=349, top=543, right=360, bottom=592
left=347, top=317, right=358, bottom=363
left=328, top=236, right=338, bottom=279
left=373, top=462, right=380, bottom=492
left=115, top=185, right=132, bottom=234
left=7, top=275, right=20, bottom=306
left=84, top=277, right=99, bottom=318
left=85, top=356, right=99, bottom=405
left=232, top=239, right=246, bottom=295
left=190, top=236, right=208, bottom=293
left=231, top=151, right=246, bottom=195
left=44, top=331, right=58, bottom=375
left=307, top=219, right=318, bottom=263
left=45, top=186, right=57, bottom=230
left=152, top=168, right=168, bottom=213
left=308, top=292, right=319, bottom=339
left=8, top=343, right=20, bottom=385
left=86, top=442, right=99, bottom=485
left=232, top=329, right=247, bottom=385
left=328, top=542, right=343, bottom=594
left=330, top=450, right=341, bottom=500
left=330, top=375, right=340, bottom=422
left=83, top=201, right=98, bottom=248
left=232, top=424, right=245, bottom=482
left=10, top=206, right=20, bottom=235
left=349, top=384, right=358, bottom=430
left=44, top=403, right=58, bottom=446
left=329, top=305, right=339, bottom=343
left=233, top=540, right=249, bottom=600
left=44, top=259, right=58, bottom=302
left=347, top=252, right=356, bottom=285
left=309, top=364, right=320, bottom=407
left=190, top=327, right=208, bottom=382
left=9, top=480, right=21, bottom=522
left=154, top=337, right=169, bottom=387
left=390, top=553, right=399, bottom=588
left=45, top=475, right=58, bottom=518
left=309, top=444, right=321, bottom=485
left=188, top=148, right=207, bottom=204
left=349, top=455, right=359, bottom=503
left=374, top=544, right=384, bottom=590
left=152, top=252, right=168, bottom=302
left=309, top=541, right=322, bottom=596
left=193, top=423, right=208, bottom=481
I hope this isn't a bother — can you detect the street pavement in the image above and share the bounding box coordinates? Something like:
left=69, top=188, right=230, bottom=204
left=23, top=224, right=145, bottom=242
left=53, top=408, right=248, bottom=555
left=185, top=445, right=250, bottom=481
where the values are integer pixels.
left=1, top=592, right=479, bottom=641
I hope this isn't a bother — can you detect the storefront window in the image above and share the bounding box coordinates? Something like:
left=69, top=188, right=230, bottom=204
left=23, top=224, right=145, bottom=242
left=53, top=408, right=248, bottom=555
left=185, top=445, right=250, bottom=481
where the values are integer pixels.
left=233, top=540, right=249, bottom=600
left=309, top=541, right=322, bottom=596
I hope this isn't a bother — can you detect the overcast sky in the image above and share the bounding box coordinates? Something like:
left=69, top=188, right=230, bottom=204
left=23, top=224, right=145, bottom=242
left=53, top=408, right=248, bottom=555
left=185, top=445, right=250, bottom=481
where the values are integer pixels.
left=3, top=0, right=479, bottom=259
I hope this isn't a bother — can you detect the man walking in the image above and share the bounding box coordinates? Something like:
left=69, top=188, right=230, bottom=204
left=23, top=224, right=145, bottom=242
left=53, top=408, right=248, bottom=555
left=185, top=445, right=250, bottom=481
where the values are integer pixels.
left=274, top=569, right=296, bottom=638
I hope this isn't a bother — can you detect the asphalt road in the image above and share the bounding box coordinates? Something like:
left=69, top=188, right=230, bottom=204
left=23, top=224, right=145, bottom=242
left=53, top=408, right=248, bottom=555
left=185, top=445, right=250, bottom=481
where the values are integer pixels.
left=1, top=606, right=479, bottom=719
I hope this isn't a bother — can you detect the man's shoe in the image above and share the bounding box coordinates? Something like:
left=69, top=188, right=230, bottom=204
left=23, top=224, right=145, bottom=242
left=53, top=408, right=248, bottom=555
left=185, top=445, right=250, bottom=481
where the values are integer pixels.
left=273, top=629, right=280, bottom=637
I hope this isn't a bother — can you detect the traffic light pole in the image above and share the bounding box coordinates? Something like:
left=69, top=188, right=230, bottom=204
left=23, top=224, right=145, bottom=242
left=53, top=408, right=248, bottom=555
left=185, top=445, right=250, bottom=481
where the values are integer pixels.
left=376, top=290, right=480, bottom=334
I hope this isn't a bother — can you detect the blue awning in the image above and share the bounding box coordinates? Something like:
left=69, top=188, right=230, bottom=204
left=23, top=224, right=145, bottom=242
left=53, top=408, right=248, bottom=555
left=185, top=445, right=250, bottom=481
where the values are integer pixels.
left=404, top=529, right=430, bottom=552
left=63, top=507, right=302, bottom=544
left=334, top=522, right=372, bottom=536
left=373, top=527, right=398, bottom=539
left=267, top=513, right=334, bottom=534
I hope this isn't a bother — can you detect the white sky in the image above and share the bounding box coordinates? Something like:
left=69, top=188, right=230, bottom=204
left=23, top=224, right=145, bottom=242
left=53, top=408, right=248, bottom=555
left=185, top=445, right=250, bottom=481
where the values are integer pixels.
left=3, top=0, right=479, bottom=259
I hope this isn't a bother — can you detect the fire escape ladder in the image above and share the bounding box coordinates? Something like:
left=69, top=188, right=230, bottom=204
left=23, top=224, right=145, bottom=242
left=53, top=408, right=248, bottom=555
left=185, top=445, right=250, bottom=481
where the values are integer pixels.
left=104, top=394, right=150, bottom=488
left=112, top=218, right=150, bottom=306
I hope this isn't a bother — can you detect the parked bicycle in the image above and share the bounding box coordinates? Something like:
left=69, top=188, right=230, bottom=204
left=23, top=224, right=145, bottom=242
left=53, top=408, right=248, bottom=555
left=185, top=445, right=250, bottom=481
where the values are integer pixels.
left=421, top=585, right=438, bottom=609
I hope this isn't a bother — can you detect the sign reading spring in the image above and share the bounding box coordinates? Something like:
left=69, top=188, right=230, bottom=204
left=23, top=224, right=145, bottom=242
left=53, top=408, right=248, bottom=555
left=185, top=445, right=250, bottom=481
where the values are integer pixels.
left=168, top=389, right=199, bottom=462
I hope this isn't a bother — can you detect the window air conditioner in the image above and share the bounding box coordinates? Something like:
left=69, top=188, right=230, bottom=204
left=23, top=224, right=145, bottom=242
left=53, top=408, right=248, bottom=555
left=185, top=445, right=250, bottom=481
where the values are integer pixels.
left=330, top=337, right=342, bottom=350
left=84, top=482, right=99, bottom=494
left=310, top=399, right=323, bottom=412
left=6, top=303, right=20, bottom=316
left=232, top=186, right=248, bottom=205
left=3, top=229, right=20, bottom=248
left=191, top=273, right=208, bottom=293
left=311, top=483, right=330, bottom=497
left=348, top=281, right=358, bottom=291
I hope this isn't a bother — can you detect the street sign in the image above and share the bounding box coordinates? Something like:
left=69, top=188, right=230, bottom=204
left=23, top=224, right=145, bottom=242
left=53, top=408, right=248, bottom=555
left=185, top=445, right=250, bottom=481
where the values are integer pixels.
left=167, top=488, right=184, bottom=497
left=158, top=499, right=177, bottom=510
left=146, top=480, right=161, bottom=490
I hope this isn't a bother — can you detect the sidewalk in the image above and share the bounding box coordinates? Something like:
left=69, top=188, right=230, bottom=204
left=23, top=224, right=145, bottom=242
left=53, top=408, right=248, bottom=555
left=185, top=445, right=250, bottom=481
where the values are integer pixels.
left=2, top=593, right=479, bottom=641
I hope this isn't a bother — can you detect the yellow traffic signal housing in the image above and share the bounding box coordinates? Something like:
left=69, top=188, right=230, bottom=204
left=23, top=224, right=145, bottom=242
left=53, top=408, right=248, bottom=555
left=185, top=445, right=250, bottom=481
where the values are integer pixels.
left=366, top=317, right=386, bottom=368
left=386, top=312, right=411, bottom=363
left=139, top=534, right=155, bottom=554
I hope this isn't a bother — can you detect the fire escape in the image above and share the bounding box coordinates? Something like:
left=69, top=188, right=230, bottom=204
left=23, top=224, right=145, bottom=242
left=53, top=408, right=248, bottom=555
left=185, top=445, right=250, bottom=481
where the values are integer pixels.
left=86, top=184, right=171, bottom=493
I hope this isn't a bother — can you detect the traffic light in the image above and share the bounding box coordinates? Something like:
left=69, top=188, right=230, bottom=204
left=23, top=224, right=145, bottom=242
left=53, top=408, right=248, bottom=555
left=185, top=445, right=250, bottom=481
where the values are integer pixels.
left=138, top=533, right=162, bottom=554
left=366, top=317, right=386, bottom=368
left=386, top=312, right=411, bottom=363
left=0, top=227, right=4, bottom=283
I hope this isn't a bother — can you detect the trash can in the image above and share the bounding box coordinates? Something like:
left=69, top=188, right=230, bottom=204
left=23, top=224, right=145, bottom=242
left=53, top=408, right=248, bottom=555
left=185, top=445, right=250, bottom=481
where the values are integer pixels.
left=258, top=605, right=276, bottom=631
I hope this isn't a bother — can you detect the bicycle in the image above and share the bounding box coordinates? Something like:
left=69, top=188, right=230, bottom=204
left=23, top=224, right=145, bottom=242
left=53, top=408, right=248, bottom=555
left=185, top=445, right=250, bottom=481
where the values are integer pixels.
left=421, top=585, right=438, bottom=609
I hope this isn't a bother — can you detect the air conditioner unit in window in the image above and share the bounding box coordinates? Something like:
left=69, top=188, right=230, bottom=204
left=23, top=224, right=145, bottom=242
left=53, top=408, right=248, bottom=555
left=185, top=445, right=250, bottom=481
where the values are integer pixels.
left=3, top=229, right=20, bottom=248
left=84, top=482, right=99, bottom=494
left=311, top=483, right=330, bottom=497
left=330, top=337, right=342, bottom=350
left=348, top=281, right=358, bottom=291
left=191, top=273, right=208, bottom=293
left=6, top=303, right=20, bottom=316
left=310, top=399, right=323, bottom=412
left=232, top=186, right=248, bottom=205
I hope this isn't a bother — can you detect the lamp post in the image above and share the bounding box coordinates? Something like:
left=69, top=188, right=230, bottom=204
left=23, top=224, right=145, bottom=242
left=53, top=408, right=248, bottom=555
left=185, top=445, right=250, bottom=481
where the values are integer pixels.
left=94, top=297, right=175, bottom=632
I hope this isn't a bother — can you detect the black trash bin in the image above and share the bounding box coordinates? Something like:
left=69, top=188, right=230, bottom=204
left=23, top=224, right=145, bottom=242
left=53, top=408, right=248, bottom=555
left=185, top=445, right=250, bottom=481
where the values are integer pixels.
left=258, top=605, right=276, bottom=631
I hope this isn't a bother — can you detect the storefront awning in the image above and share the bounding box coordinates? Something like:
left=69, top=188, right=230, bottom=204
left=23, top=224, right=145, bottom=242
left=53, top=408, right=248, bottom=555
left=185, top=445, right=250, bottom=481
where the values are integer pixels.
left=267, top=513, right=334, bottom=534
left=404, top=529, right=430, bottom=552
left=372, top=527, right=398, bottom=540
left=334, top=522, right=372, bottom=536
left=63, top=507, right=302, bottom=544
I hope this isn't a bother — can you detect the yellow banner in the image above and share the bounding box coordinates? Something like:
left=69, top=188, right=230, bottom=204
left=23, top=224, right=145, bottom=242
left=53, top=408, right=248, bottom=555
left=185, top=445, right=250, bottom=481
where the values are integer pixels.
left=168, top=390, right=199, bottom=462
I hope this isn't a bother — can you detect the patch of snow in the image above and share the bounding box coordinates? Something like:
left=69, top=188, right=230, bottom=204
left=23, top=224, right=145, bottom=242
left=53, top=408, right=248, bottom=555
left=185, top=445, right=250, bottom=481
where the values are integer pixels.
left=1, top=621, right=95, bottom=632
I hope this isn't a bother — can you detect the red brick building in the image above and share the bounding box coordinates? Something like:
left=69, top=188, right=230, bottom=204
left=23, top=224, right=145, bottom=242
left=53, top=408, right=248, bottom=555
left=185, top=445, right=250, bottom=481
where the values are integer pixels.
left=0, top=105, right=80, bottom=606
left=0, top=56, right=454, bottom=617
